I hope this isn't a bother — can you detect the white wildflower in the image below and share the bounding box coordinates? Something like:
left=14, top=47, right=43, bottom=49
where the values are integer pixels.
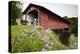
left=45, top=44, right=49, bottom=49
left=23, top=29, right=27, bottom=32
left=50, top=42, right=54, bottom=45
left=30, top=35, right=32, bottom=38
left=41, top=48, right=47, bottom=51
left=22, top=33, right=26, bottom=37
left=42, top=38, right=46, bottom=44
left=34, top=41, right=36, bottom=43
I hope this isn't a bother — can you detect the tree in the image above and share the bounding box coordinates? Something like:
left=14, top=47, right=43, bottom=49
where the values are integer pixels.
left=63, top=16, right=68, bottom=19
left=64, top=17, right=78, bottom=36
left=9, top=1, right=23, bottom=25
left=67, top=17, right=78, bottom=36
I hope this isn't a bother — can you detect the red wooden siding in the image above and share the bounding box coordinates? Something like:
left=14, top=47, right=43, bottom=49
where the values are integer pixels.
left=23, top=3, right=71, bottom=30
left=40, top=10, right=70, bottom=29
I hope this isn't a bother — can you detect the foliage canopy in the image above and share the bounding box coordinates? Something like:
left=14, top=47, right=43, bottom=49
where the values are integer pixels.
left=10, top=1, right=23, bottom=19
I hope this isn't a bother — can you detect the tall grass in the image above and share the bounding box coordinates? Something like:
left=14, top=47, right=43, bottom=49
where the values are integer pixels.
left=11, top=25, right=78, bottom=53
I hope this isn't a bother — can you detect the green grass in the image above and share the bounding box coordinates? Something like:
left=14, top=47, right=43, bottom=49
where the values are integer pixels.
left=11, top=25, right=78, bottom=53
left=11, top=25, right=32, bottom=37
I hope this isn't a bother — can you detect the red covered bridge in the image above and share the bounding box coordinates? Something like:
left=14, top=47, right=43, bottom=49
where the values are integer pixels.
left=23, top=3, right=71, bottom=30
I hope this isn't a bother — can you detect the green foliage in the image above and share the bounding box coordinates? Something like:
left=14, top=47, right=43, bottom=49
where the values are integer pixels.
left=11, top=25, right=32, bottom=37
left=9, top=1, right=23, bottom=25
left=66, top=17, right=78, bottom=36
left=52, top=29, right=63, bottom=35
left=69, top=34, right=78, bottom=49
left=12, top=31, right=44, bottom=52
left=11, top=25, right=77, bottom=53
left=47, top=32, right=68, bottom=50
left=10, top=1, right=23, bottom=19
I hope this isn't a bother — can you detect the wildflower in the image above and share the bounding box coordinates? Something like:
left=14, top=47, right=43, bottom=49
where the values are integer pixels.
left=34, top=41, right=36, bottom=43
left=22, top=34, right=26, bottom=37
left=45, top=44, right=49, bottom=49
left=23, top=29, right=27, bottom=32
left=50, top=42, right=54, bottom=46
left=30, top=35, right=32, bottom=38
left=41, top=48, right=47, bottom=51
left=42, top=38, right=46, bottom=44
left=49, top=46, right=52, bottom=49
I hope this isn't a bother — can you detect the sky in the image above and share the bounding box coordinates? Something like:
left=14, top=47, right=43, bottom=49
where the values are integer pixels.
left=22, top=1, right=78, bottom=17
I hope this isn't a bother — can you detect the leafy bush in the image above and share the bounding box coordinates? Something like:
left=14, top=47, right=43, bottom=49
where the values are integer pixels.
left=66, top=17, right=78, bottom=36
left=11, top=25, right=77, bottom=53
left=69, top=34, right=78, bottom=49
left=11, top=31, right=44, bottom=52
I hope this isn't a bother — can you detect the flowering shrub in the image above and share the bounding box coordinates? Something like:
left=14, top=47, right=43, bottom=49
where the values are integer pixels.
left=11, top=31, right=44, bottom=52
left=11, top=25, right=77, bottom=53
